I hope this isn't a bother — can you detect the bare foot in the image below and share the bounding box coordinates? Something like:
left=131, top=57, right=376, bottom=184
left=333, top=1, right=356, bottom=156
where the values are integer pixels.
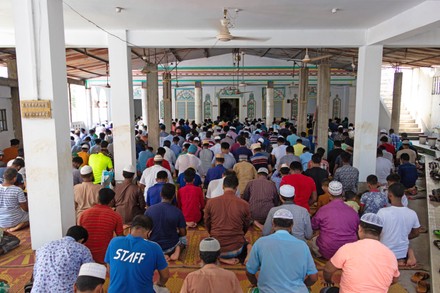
left=219, top=257, right=239, bottom=265
left=406, top=248, right=417, bottom=267
left=6, top=221, right=29, bottom=232
left=169, top=245, right=181, bottom=261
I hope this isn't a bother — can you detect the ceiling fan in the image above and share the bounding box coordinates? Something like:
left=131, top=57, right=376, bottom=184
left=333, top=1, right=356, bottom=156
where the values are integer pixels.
left=191, top=9, right=269, bottom=43
left=289, top=48, right=333, bottom=64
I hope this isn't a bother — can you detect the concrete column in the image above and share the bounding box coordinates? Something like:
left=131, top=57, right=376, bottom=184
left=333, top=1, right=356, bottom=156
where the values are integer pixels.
left=348, top=85, right=357, bottom=124
left=194, top=82, right=203, bottom=125
left=317, top=64, right=331, bottom=155
left=85, top=87, right=93, bottom=129
left=266, top=82, right=274, bottom=127
left=108, top=31, right=136, bottom=181
left=5, top=60, right=23, bottom=143
left=13, top=0, right=75, bottom=249
left=162, top=72, right=172, bottom=131
left=353, top=45, right=383, bottom=181
left=147, top=65, right=160, bottom=151
left=141, top=82, right=148, bottom=125
left=297, top=67, right=309, bottom=132
left=391, top=71, right=403, bottom=132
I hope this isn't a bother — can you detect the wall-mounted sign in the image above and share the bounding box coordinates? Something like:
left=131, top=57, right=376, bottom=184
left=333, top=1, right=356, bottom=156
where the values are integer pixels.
left=20, top=100, right=52, bottom=119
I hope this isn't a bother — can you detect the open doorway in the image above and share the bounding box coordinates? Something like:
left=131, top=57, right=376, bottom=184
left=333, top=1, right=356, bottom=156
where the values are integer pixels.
left=219, top=98, right=239, bottom=121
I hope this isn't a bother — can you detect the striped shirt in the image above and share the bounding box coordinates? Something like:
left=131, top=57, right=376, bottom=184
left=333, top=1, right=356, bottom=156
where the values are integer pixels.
left=79, top=204, right=123, bottom=263
left=0, top=184, right=28, bottom=228
left=250, top=153, right=269, bottom=170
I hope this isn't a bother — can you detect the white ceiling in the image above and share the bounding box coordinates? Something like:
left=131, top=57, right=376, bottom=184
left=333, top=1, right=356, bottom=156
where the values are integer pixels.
left=1, top=0, right=425, bottom=31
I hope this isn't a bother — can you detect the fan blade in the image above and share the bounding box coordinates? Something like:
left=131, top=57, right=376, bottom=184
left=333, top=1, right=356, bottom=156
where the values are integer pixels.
left=188, top=37, right=217, bottom=41
left=308, top=54, right=333, bottom=62
left=232, top=36, right=270, bottom=42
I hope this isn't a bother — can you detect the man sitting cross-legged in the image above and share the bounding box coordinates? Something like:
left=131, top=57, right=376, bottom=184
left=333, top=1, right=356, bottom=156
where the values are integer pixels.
left=105, top=215, right=169, bottom=293
left=204, top=174, right=252, bottom=265
left=177, top=168, right=205, bottom=228
left=246, top=209, right=318, bottom=292
left=180, top=238, right=242, bottom=293
left=321, top=213, right=400, bottom=293
left=145, top=183, right=187, bottom=261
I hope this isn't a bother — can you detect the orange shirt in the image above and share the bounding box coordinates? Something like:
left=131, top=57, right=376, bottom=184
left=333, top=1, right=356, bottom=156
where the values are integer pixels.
left=2, top=147, right=18, bottom=163
left=77, top=151, right=89, bottom=167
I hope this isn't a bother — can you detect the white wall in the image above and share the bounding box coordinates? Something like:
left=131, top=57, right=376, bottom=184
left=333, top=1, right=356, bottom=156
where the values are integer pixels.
left=0, top=85, right=15, bottom=150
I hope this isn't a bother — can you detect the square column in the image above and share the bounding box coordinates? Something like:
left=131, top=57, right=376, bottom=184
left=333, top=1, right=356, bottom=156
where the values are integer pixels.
left=391, top=71, right=403, bottom=132
left=108, top=31, right=136, bottom=181
left=317, top=64, right=331, bottom=155
left=266, top=82, right=274, bottom=127
left=194, top=82, right=203, bottom=125
left=297, top=67, right=309, bottom=132
left=162, top=72, right=172, bottom=131
left=13, top=0, right=75, bottom=249
left=141, top=82, right=148, bottom=125
left=147, top=65, right=160, bottom=151
left=353, top=45, right=383, bottom=181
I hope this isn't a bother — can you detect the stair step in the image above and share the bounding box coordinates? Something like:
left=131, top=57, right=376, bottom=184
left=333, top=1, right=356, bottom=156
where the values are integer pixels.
left=399, top=123, right=419, bottom=128
left=399, top=128, right=422, bottom=133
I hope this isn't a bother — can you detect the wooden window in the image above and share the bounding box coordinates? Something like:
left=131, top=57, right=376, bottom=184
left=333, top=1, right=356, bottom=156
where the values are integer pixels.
left=0, top=109, right=7, bottom=131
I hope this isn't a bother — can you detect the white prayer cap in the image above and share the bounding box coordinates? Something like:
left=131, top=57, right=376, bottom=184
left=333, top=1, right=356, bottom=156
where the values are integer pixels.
left=123, top=165, right=136, bottom=173
left=251, top=143, right=262, bottom=151
left=273, top=209, right=294, bottom=220
left=280, top=184, right=295, bottom=198
left=80, top=165, right=93, bottom=175
left=258, top=138, right=264, bottom=143
left=78, top=263, right=107, bottom=279
left=360, top=213, right=384, bottom=228
left=194, top=137, right=200, bottom=141
left=154, top=155, right=163, bottom=161
left=257, top=167, right=269, bottom=175
left=380, top=129, right=387, bottom=134
left=199, top=237, right=221, bottom=252
left=81, top=144, right=89, bottom=149
left=328, top=181, right=343, bottom=196
left=214, top=136, right=221, bottom=140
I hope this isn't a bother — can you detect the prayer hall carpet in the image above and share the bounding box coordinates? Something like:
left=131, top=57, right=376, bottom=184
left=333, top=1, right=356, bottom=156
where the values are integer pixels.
left=0, top=227, right=408, bottom=293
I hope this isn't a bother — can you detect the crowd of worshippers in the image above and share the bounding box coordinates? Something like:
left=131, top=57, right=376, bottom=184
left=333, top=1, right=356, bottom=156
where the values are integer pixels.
left=0, top=117, right=423, bottom=292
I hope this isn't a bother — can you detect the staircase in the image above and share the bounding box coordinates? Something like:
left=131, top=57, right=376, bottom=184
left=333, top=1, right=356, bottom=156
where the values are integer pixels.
left=382, top=96, right=423, bottom=138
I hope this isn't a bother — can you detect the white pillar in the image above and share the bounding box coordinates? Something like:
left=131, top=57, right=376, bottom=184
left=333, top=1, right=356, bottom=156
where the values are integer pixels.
left=266, top=82, right=274, bottom=127
left=348, top=85, right=356, bottom=124
left=13, top=0, right=75, bottom=249
left=85, top=87, right=93, bottom=129
left=141, top=82, right=148, bottom=125
left=108, top=31, right=136, bottom=181
left=194, top=82, right=203, bottom=124
left=353, top=45, right=383, bottom=181
left=317, top=64, right=330, bottom=155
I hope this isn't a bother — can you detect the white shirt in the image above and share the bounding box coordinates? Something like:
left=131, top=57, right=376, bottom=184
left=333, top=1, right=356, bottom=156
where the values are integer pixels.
left=175, top=153, right=201, bottom=175
left=209, top=144, right=222, bottom=155
left=206, top=178, right=240, bottom=199
left=376, top=157, right=393, bottom=184
left=377, top=206, right=420, bottom=259
left=271, top=145, right=287, bottom=168
left=382, top=150, right=394, bottom=163
left=139, top=165, right=173, bottom=192
left=163, top=146, right=177, bottom=171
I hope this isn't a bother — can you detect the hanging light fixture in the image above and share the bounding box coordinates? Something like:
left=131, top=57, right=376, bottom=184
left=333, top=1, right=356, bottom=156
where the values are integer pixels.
left=105, top=63, right=110, bottom=88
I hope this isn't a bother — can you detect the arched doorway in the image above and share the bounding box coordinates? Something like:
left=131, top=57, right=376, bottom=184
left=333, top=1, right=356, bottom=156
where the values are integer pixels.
left=219, top=99, right=239, bottom=121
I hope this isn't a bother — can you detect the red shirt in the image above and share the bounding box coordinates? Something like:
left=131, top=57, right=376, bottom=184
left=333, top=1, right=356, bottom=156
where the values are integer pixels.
left=280, top=173, right=316, bottom=211
left=146, top=158, right=172, bottom=172
left=177, top=183, right=205, bottom=223
left=79, top=204, right=123, bottom=263
left=381, top=143, right=395, bottom=155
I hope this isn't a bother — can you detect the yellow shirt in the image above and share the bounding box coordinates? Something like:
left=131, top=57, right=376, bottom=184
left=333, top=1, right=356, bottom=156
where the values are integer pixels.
left=293, top=143, right=305, bottom=156
left=88, top=153, right=113, bottom=184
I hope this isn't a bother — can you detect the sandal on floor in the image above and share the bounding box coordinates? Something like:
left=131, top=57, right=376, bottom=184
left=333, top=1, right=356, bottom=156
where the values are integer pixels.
left=416, top=280, right=430, bottom=293
left=429, top=195, right=440, bottom=202
left=433, top=240, right=440, bottom=250
left=433, top=230, right=440, bottom=236
left=411, top=272, right=430, bottom=283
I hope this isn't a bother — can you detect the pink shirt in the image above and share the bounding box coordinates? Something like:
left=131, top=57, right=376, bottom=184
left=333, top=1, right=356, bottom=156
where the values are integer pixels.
left=331, top=238, right=400, bottom=293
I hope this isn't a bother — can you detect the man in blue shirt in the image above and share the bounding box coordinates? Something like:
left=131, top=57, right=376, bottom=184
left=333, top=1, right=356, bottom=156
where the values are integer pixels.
left=246, top=209, right=318, bottom=293
left=137, top=146, right=155, bottom=175
left=105, top=215, right=169, bottom=293
left=145, top=171, right=168, bottom=207
left=398, top=153, right=418, bottom=189
left=145, top=183, right=187, bottom=261
left=204, top=154, right=226, bottom=189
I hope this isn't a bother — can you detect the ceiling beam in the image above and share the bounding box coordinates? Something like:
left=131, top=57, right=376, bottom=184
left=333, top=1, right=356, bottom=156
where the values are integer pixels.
left=260, top=48, right=271, bottom=57
left=0, top=77, right=18, bottom=87
left=70, top=48, right=108, bottom=64
left=67, top=65, right=103, bottom=77
left=67, top=78, right=85, bottom=86
left=398, top=53, right=440, bottom=65
left=169, top=49, right=181, bottom=62
left=131, top=49, right=144, bottom=61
